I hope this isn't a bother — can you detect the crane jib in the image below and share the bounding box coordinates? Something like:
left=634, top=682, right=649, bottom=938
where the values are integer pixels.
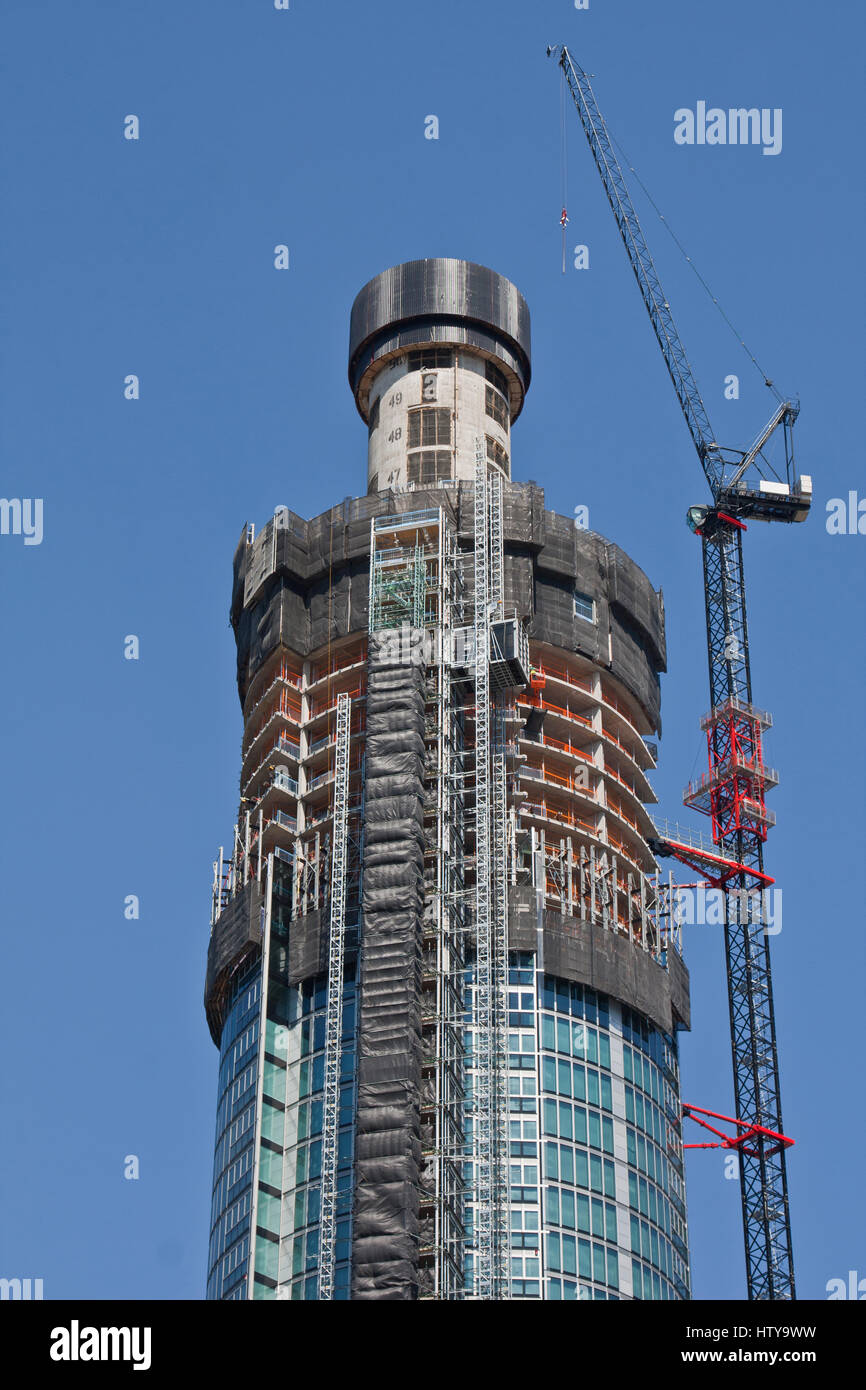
left=556, top=47, right=809, bottom=526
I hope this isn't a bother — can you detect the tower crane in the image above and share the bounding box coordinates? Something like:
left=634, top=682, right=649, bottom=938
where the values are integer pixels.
left=550, top=44, right=811, bottom=1300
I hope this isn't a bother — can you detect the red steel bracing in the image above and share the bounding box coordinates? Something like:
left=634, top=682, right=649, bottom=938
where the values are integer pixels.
left=682, top=1104, right=794, bottom=1159
left=659, top=837, right=775, bottom=890
left=684, top=698, right=776, bottom=846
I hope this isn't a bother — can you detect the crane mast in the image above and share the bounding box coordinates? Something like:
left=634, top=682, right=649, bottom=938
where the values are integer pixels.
left=553, top=44, right=808, bottom=1300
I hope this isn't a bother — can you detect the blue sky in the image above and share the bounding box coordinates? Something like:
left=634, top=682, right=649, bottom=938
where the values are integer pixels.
left=1, top=0, right=863, bottom=1301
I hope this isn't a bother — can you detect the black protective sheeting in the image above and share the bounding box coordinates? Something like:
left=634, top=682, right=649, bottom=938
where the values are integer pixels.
left=507, top=903, right=690, bottom=1037
left=351, top=629, right=427, bottom=1300
left=204, top=879, right=264, bottom=1045
left=231, top=481, right=666, bottom=731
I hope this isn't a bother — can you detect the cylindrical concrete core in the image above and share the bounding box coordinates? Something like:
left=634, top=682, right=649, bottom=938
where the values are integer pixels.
left=348, top=259, right=531, bottom=494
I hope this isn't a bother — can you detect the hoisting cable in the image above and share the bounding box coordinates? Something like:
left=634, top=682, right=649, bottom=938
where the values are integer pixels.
left=560, top=64, right=569, bottom=274
left=607, top=128, right=784, bottom=403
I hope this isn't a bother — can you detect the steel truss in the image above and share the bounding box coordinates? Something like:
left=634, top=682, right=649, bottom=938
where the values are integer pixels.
left=554, top=44, right=801, bottom=1300
left=697, top=527, right=795, bottom=1300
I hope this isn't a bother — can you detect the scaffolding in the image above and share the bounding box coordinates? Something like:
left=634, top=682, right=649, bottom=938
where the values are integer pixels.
left=368, top=505, right=468, bottom=1299
left=470, top=447, right=511, bottom=1300
left=369, top=538, right=427, bottom=632
left=428, top=512, right=467, bottom=1299
left=507, top=820, right=678, bottom=961
left=318, top=691, right=352, bottom=1300
left=488, top=470, right=512, bottom=1295
left=362, top=476, right=524, bottom=1300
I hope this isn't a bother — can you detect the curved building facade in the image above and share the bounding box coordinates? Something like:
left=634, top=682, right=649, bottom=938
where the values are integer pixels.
left=205, top=259, right=691, bottom=1300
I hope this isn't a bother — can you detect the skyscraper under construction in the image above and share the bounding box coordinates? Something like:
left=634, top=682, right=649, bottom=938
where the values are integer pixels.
left=204, top=259, right=691, bottom=1301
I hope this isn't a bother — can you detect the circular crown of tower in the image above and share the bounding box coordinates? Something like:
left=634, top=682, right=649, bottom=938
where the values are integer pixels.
left=348, top=258, right=531, bottom=423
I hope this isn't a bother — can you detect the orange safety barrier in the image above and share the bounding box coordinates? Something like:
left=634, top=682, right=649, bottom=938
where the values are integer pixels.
left=308, top=684, right=366, bottom=719
left=308, top=648, right=367, bottom=686
left=518, top=691, right=594, bottom=730
left=527, top=695, right=641, bottom=766
left=521, top=803, right=651, bottom=872
left=530, top=660, right=637, bottom=724
left=530, top=731, right=594, bottom=764
left=520, top=800, right=597, bottom=836
left=243, top=697, right=302, bottom=753
left=523, top=761, right=597, bottom=796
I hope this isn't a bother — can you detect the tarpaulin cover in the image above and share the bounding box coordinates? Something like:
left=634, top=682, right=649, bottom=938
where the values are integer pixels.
left=351, top=628, right=426, bottom=1300
left=506, top=902, right=691, bottom=1035
left=203, top=878, right=264, bottom=1045
left=231, top=480, right=665, bottom=725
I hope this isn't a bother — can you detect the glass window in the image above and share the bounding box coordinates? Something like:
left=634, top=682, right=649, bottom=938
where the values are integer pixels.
left=588, top=1111, right=601, bottom=1149
left=572, top=1150, right=586, bottom=1188
left=542, top=1056, right=556, bottom=1093
left=589, top=1154, right=603, bottom=1193
left=605, top=1203, right=618, bottom=1243
left=591, top=1197, right=605, bottom=1238
left=409, top=348, right=452, bottom=370
left=574, top=1107, right=588, bottom=1146
left=486, top=435, right=509, bottom=474
left=485, top=359, right=509, bottom=396
left=600, top=1074, right=613, bottom=1111
left=561, top=1189, right=575, bottom=1230
left=406, top=449, right=451, bottom=485
left=602, top=1116, right=614, bottom=1154
left=577, top=1194, right=590, bottom=1233
left=603, top=1159, right=616, bottom=1198
left=573, top=590, right=595, bottom=622
left=485, top=383, right=509, bottom=429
